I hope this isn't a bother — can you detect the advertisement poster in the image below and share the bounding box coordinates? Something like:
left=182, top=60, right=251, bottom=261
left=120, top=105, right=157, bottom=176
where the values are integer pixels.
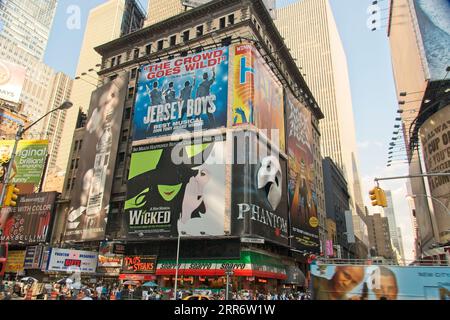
left=419, top=105, right=450, bottom=243
left=98, top=241, right=123, bottom=270
left=4, top=250, right=26, bottom=273
left=232, top=44, right=285, bottom=151
left=231, top=132, right=289, bottom=246
left=122, top=255, right=157, bottom=274
left=0, top=192, right=57, bottom=245
left=133, top=47, right=228, bottom=140
left=311, top=264, right=450, bottom=300
left=0, top=60, right=26, bottom=103
left=64, top=75, right=128, bottom=242
left=47, top=248, right=98, bottom=273
left=285, top=92, right=320, bottom=253
left=125, top=136, right=226, bottom=238
left=413, top=0, right=450, bottom=81
left=0, top=140, right=48, bottom=184
left=23, top=245, right=45, bottom=269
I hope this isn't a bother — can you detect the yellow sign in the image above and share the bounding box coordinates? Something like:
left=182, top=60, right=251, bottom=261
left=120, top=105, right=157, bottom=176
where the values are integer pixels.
left=5, top=250, right=26, bottom=273
left=309, top=217, right=319, bottom=228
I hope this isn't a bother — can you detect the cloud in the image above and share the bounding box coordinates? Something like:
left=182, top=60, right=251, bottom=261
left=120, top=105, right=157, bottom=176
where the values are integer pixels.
left=357, top=140, right=384, bottom=150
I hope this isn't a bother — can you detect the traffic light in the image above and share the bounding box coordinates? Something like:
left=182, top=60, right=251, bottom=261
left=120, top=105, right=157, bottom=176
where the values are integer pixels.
left=3, top=184, right=20, bottom=207
left=369, top=187, right=387, bottom=207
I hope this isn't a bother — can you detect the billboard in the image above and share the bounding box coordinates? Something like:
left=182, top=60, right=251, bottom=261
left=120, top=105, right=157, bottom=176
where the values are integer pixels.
left=0, top=60, right=26, bottom=103
left=413, top=0, right=450, bottom=81
left=125, top=136, right=226, bottom=238
left=64, top=75, right=128, bottom=241
left=231, top=132, right=289, bottom=246
left=0, top=140, right=48, bottom=185
left=0, top=192, right=57, bottom=245
left=122, top=255, right=157, bottom=274
left=133, top=47, right=228, bottom=140
left=23, top=245, right=45, bottom=269
left=46, top=248, right=98, bottom=273
left=311, top=264, right=450, bottom=300
left=4, top=250, right=26, bottom=273
left=232, top=44, right=285, bottom=152
left=98, top=241, right=123, bottom=269
left=285, top=91, right=319, bottom=252
left=419, top=105, right=450, bottom=243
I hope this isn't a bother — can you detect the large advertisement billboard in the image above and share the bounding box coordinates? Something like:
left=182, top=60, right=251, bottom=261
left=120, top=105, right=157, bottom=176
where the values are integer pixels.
left=4, top=250, right=26, bottom=273
left=133, top=47, right=228, bottom=141
left=125, top=136, right=226, bottom=239
left=232, top=44, right=285, bottom=152
left=413, top=0, right=450, bottom=81
left=46, top=248, right=98, bottom=273
left=0, top=60, right=26, bottom=103
left=419, top=105, right=450, bottom=243
left=0, top=140, right=48, bottom=185
left=64, top=75, right=128, bottom=241
left=311, top=264, right=450, bottom=300
left=0, top=192, right=57, bottom=245
left=285, top=92, right=319, bottom=252
left=231, top=132, right=289, bottom=246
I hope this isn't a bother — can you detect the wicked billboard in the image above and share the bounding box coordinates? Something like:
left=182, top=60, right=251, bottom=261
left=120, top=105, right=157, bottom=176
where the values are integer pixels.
left=64, top=74, right=128, bottom=241
left=285, top=91, right=320, bottom=253
left=125, top=136, right=226, bottom=239
left=133, top=47, right=228, bottom=141
left=231, top=131, right=289, bottom=246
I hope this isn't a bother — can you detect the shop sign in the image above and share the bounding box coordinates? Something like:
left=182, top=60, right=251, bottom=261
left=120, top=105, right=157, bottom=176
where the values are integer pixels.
left=122, top=255, right=157, bottom=274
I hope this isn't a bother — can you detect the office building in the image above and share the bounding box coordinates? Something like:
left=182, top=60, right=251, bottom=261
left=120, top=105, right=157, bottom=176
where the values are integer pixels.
left=0, top=0, right=57, bottom=61
left=367, top=213, right=395, bottom=261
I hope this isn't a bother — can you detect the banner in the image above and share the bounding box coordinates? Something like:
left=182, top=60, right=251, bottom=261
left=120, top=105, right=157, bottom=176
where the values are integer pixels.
left=0, top=60, right=26, bottom=103
left=0, top=140, right=48, bottom=185
left=231, top=132, right=289, bottom=246
left=125, top=136, right=226, bottom=238
left=64, top=75, right=128, bottom=241
left=122, top=255, right=157, bottom=274
left=285, top=91, right=320, bottom=253
left=98, top=241, right=123, bottom=268
left=0, top=192, right=57, bottom=245
left=23, top=245, right=45, bottom=269
left=311, top=264, right=450, bottom=300
left=4, top=250, right=26, bottom=273
left=232, top=44, right=285, bottom=151
left=133, top=47, right=228, bottom=140
left=47, top=248, right=98, bottom=273
left=419, top=105, right=450, bottom=243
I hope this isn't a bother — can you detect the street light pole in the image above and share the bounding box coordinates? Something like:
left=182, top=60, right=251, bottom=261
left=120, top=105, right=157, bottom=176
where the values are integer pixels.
left=174, top=231, right=182, bottom=300
left=0, top=101, right=73, bottom=208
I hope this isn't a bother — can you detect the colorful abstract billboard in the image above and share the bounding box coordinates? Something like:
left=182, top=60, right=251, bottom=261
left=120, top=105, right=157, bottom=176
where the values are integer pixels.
left=64, top=75, right=128, bottom=241
left=125, top=136, right=226, bottom=238
left=133, top=47, right=228, bottom=140
left=0, top=192, right=57, bottom=245
left=311, top=264, right=450, bottom=300
left=231, top=131, right=289, bottom=246
left=0, top=60, right=26, bottom=103
left=413, top=0, right=450, bottom=81
left=232, top=44, right=285, bottom=151
left=0, top=140, right=48, bottom=185
left=285, top=91, right=319, bottom=253
left=419, top=105, right=450, bottom=243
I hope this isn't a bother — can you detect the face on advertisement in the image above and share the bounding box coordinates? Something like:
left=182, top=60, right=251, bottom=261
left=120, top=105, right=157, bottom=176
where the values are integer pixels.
left=372, top=267, right=398, bottom=300
left=330, top=266, right=365, bottom=295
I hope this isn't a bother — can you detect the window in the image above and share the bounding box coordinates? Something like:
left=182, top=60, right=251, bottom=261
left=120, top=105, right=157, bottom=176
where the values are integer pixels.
left=66, top=179, right=71, bottom=191
left=219, top=17, right=226, bottom=29
left=145, top=44, right=152, bottom=55
left=196, top=25, right=204, bottom=37
left=157, top=40, right=164, bottom=51
left=79, top=140, right=83, bottom=150
left=180, top=50, right=188, bottom=57
left=133, top=48, right=140, bottom=59
left=125, top=107, right=131, bottom=120
left=109, top=74, right=118, bottom=81
left=73, top=141, right=79, bottom=151
left=221, top=36, right=232, bottom=47
left=110, top=57, right=116, bottom=68
left=70, top=159, right=75, bottom=170
left=182, top=30, right=190, bottom=42
left=118, top=152, right=125, bottom=165
left=228, top=14, right=235, bottom=25
left=128, top=87, right=135, bottom=99
left=117, top=55, right=122, bottom=65
left=131, top=68, right=137, bottom=79
left=195, top=46, right=203, bottom=53
left=75, top=158, right=79, bottom=169
left=169, top=35, right=176, bottom=46
left=71, top=178, right=76, bottom=190
left=122, top=129, right=129, bottom=142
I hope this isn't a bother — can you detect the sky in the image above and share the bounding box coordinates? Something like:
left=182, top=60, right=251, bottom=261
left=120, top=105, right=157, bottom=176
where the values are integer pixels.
left=43, top=0, right=415, bottom=262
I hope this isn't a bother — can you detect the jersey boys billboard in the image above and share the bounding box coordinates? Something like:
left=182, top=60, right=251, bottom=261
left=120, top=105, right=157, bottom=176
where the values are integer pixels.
left=286, top=92, right=320, bottom=252
left=133, top=47, right=229, bottom=140
left=125, top=137, right=226, bottom=238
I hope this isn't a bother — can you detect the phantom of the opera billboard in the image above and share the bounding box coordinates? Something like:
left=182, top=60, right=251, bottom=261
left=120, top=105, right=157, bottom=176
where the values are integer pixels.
left=125, top=136, right=226, bottom=239
left=133, top=47, right=229, bottom=141
left=285, top=91, right=320, bottom=253
left=231, top=131, right=289, bottom=246
left=64, top=75, right=128, bottom=241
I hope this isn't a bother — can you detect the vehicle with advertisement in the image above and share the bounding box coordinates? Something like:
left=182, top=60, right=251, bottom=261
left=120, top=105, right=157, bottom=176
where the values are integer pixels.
left=310, top=263, right=450, bottom=300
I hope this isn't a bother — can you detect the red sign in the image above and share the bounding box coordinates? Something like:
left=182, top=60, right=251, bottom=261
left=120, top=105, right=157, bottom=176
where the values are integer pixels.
left=64, top=259, right=81, bottom=267
left=122, top=256, right=157, bottom=274
left=118, top=274, right=156, bottom=281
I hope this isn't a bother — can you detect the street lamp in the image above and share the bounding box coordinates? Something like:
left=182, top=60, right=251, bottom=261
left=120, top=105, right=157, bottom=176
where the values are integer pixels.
left=0, top=101, right=73, bottom=207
